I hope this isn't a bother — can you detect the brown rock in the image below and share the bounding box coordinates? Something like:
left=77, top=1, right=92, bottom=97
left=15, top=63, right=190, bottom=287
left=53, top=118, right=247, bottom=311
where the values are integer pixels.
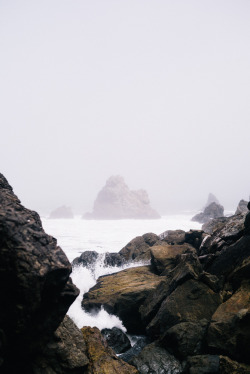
left=147, top=279, right=222, bottom=339
left=150, top=243, right=196, bottom=274
left=159, top=229, right=186, bottom=244
left=82, top=266, right=162, bottom=333
left=119, top=233, right=160, bottom=262
left=219, top=355, right=250, bottom=374
left=81, top=326, right=138, bottom=374
left=207, top=281, right=250, bottom=363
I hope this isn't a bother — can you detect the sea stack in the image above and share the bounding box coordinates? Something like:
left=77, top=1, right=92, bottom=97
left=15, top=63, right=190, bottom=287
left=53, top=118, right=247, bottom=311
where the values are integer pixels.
left=49, top=205, right=74, bottom=219
left=83, top=176, right=160, bottom=219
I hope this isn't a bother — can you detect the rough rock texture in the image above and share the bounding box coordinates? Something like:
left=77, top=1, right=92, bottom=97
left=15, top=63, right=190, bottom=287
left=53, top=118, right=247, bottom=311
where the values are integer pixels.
left=150, top=243, right=196, bottom=275
left=101, top=327, right=131, bottom=354
left=119, top=232, right=160, bottom=262
left=146, top=279, right=221, bottom=339
left=72, top=250, right=99, bottom=268
left=83, top=175, right=160, bottom=219
left=49, top=205, right=74, bottom=219
left=219, top=355, right=250, bottom=374
left=160, top=320, right=208, bottom=359
left=192, top=202, right=224, bottom=224
left=0, top=173, right=79, bottom=372
left=82, top=265, right=162, bottom=333
left=119, top=336, right=151, bottom=363
left=186, top=354, right=220, bottom=374
left=81, top=326, right=138, bottom=374
left=207, top=281, right=250, bottom=363
left=235, top=199, right=249, bottom=215
left=72, top=250, right=126, bottom=269
left=130, top=342, right=183, bottom=374
left=159, top=229, right=186, bottom=243
left=32, top=316, right=89, bottom=373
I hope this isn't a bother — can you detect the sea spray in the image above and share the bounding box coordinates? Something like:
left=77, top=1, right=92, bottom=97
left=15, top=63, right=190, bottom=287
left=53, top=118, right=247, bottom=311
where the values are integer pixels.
left=67, top=253, right=149, bottom=331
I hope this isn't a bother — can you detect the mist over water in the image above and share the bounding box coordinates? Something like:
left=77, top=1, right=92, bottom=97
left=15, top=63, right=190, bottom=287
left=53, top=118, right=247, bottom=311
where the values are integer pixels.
left=1, top=1, right=250, bottom=216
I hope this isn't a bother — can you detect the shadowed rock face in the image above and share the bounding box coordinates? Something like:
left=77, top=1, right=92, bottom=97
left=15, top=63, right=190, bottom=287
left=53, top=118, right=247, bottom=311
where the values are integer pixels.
left=0, top=173, right=79, bottom=372
left=83, top=175, right=160, bottom=219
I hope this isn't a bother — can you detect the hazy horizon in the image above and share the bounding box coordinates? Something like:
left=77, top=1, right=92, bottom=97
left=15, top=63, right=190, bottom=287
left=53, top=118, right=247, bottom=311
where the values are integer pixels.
left=1, top=1, right=249, bottom=216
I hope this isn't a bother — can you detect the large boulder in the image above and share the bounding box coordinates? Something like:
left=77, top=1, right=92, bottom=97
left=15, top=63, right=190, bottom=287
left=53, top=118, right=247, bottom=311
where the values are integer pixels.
left=150, top=243, right=196, bottom=275
left=32, top=316, right=89, bottom=373
left=81, top=327, right=138, bottom=373
left=82, top=265, right=162, bottom=333
left=146, top=279, right=221, bottom=339
left=130, top=342, right=183, bottom=374
left=192, top=202, right=224, bottom=224
left=235, top=199, right=249, bottom=215
left=119, top=232, right=160, bottom=262
left=101, top=327, right=131, bottom=354
left=49, top=205, right=74, bottom=218
left=207, top=281, right=250, bottom=364
left=83, top=175, right=160, bottom=219
left=0, top=173, right=79, bottom=372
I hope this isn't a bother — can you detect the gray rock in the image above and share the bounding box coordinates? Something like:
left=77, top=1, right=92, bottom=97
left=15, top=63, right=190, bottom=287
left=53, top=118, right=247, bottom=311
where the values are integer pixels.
left=49, top=205, right=74, bottom=219
left=83, top=175, right=160, bottom=219
left=192, top=202, right=224, bottom=224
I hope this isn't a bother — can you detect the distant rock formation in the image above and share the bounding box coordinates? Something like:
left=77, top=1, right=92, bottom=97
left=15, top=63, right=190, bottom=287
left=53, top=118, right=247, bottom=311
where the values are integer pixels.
left=192, top=202, right=224, bottom=224
left=49, top=205, right=74, bottom=219
left=204, top=193, right=220, bottom=207
left=83, top=176, right=160, bottom=219
left=235, top=199, right=248, bottom=215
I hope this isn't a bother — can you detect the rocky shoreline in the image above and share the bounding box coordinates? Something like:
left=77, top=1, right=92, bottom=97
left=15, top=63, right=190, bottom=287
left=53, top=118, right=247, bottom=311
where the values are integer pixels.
left=0, top=172, right=249, bottom=373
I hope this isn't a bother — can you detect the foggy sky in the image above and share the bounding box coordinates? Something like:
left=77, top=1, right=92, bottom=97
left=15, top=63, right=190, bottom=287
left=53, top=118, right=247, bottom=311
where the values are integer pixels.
left=0, top=0, right=250, bottom=215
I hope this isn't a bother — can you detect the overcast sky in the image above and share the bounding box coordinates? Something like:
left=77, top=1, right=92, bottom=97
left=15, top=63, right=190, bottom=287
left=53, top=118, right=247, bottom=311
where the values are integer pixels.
left=0, top=0, right=249, bottom=215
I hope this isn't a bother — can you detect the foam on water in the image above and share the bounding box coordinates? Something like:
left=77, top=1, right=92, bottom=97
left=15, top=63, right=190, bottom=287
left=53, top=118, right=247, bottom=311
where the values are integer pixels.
left=41, top=214, right=202, bottom=330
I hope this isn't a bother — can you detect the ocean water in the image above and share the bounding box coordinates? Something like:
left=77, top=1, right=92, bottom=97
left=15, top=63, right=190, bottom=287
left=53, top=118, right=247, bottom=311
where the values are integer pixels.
left=42, top=214, right=202, bottom=332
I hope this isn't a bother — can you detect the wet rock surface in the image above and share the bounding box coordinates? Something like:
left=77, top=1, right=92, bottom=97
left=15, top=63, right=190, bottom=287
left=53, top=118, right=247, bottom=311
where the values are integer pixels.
left=82, top=265, right=162, bottom=333
left=101, top=327, right=131, bottom=354
left=0, top=173, right=79, bottom=372
left=81, top=326, right=138, bottom=373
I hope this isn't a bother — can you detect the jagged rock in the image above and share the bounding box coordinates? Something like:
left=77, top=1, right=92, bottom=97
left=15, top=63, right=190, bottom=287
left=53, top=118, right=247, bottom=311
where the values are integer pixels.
left=219, top=355, right=250, bottom=373
left=101, top=327, right=131, bottom=354
left=150, top=243, right=196, bottom=275
left=200, top=213, right=246, bottom=255
left=235, top=199, right=249, bottom=215
left=192, top=202, right=224, bottom=224
left=119, top=336, right=151, bottom=363
left=104, top=252, right=126, bottom=267
left=130, top=342, right=183, bottom=374
left=32, top=316, right=89, bottom=373
left=83, top=175, right=160, bottom=219
left=72, top=251, right=99, bottom=268
left=81, top=327, right=138, bottom=373
left=160, top=320, right=208, bottom=359
left=0, top=174, right=79, bottom=372
left=207, top=281, right=250, bottom=364
left=159, top=229, right=186, bottom=244
left=206, top=236, right=250, bottom=290
left=119, top=232, right=160, bottom=262
left=186, top=355, right=220, bottom=374
left=146, top=279, right=221, bottom=339
left=205, top=193, right=220, bottom=207
left=82, top=266, right=162, bottom=333
left=49, top=205, right=74, bottom=219
left=185, top=230, right=206, bottom=250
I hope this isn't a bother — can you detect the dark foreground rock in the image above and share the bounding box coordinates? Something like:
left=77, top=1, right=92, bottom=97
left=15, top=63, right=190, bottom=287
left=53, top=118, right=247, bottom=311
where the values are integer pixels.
left=83, top=175, right=160, bottom=219
left=81, top=326, right=138, bottom=373
left=101, top=327, right=131, bottom=354
left=0, top=173, right=79, bottom=372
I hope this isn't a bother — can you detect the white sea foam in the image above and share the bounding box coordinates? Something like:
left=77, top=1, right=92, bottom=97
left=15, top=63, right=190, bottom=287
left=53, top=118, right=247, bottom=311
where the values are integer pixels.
left=41, top=214, right=202, bottom=330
